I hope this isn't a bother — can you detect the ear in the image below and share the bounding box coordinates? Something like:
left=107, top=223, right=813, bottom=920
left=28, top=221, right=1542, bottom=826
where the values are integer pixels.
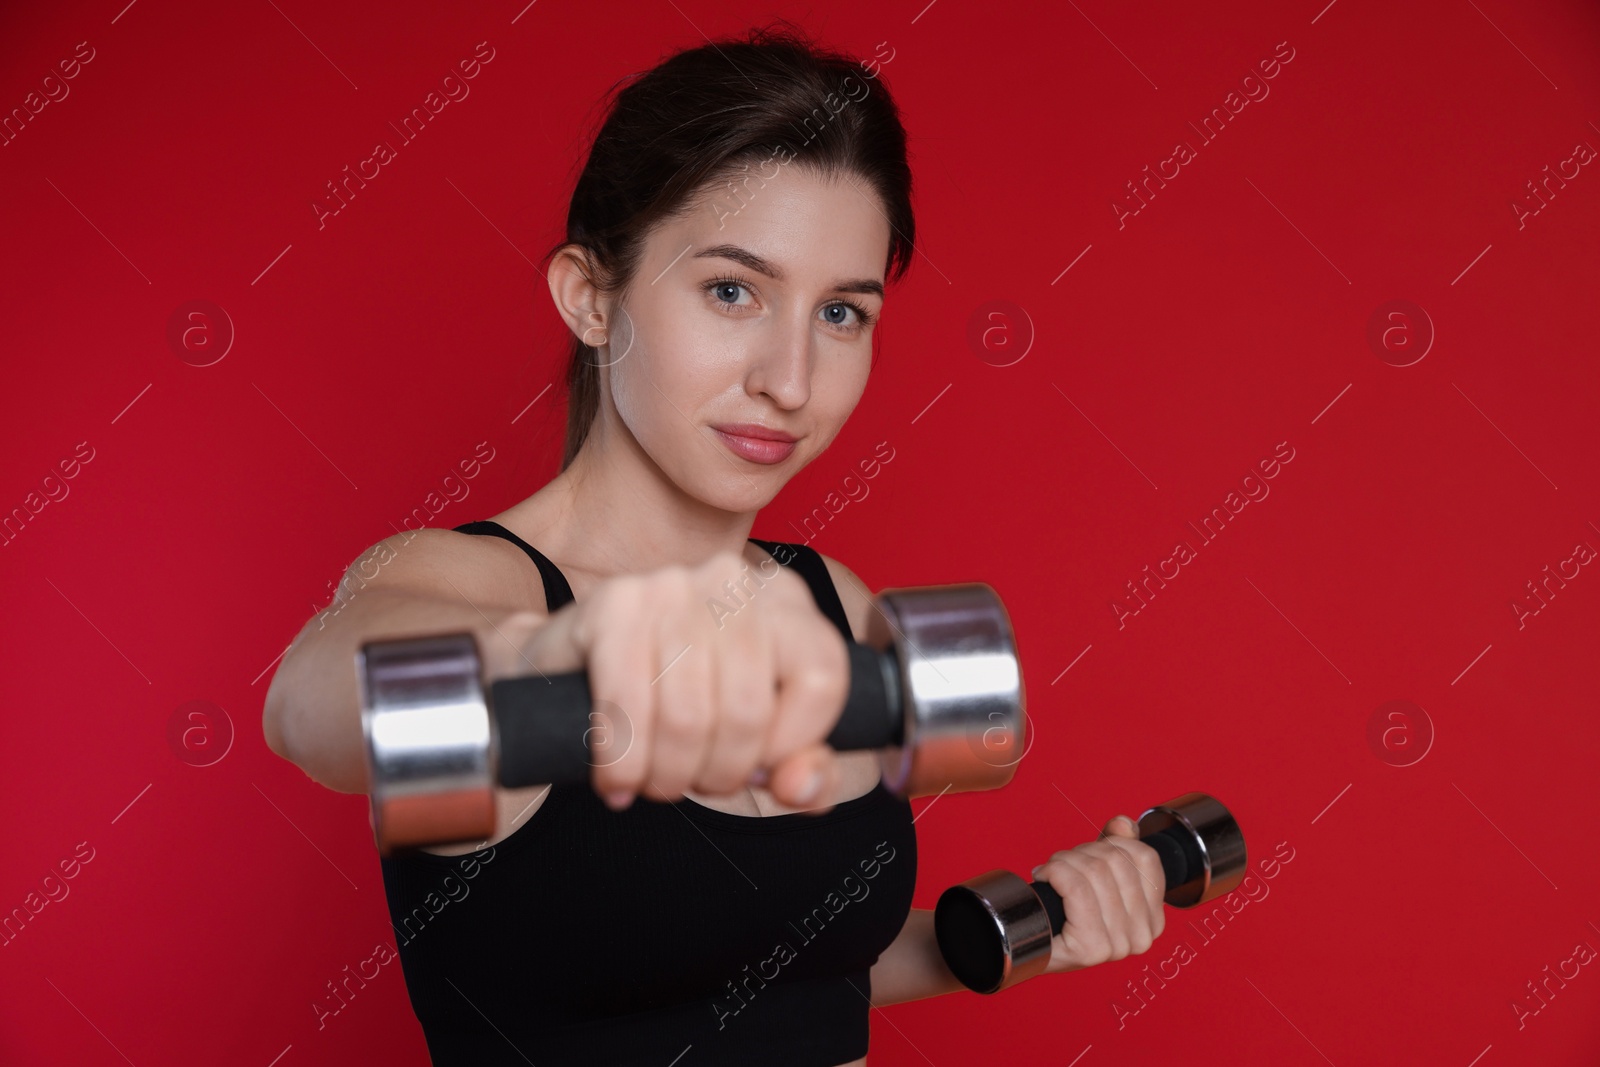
left=547, top=244, right=609, bottom=344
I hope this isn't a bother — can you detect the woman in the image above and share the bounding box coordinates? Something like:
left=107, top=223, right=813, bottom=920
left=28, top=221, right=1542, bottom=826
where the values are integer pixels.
left=263, top=23, right=1165, bottom=1066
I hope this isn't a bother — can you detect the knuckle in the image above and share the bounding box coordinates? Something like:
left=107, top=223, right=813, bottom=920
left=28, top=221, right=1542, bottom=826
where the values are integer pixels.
left=1115, top=847, right=1146, bottom=877
left=1061, top=877, right=1098, bottom=910
left=788, top=658, right=837, bottom=702
left=1140, top=850, right=1165, bottom=880
left=807, top=634, right=850, bottom=688
left=588, top=576, right=639, bottom=630
left=719, top=681, right=769, bottom=738
left=655, top=688, right=710, bottom=736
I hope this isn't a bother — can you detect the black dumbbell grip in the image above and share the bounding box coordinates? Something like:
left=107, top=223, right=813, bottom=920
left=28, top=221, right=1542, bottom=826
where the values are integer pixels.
left=1030, top=824, right=1202, bottom=933
left=488, top=641, right=903, bottom=788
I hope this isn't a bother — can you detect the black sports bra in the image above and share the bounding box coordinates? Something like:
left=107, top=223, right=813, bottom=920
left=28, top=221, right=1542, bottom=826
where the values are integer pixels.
left=378, top=520, right=919, bottom=1066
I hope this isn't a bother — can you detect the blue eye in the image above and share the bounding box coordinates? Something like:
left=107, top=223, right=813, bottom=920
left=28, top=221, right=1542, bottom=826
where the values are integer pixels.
left=702, top=273, right=877, bottom=334
left=823, top=303, right=860, bottom=328
left=709, top=280, right=753, bottom=306
left=822, top=299, right=877, bottom=332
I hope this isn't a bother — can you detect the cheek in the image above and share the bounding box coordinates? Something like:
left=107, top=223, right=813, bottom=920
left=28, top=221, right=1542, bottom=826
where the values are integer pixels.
left=608, top=355, right=662, bottom=445
left=803, top=360, right=870, bottom=454
left=607, top=306, right=665, bottom=420
left=824, top=353, right=872, bottom=417
left=607, top=329, right=708, bottom=452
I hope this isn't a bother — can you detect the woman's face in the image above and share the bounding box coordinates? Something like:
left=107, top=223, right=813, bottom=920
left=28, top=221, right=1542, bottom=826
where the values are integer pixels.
left=594, top=165, right=891, bottom=512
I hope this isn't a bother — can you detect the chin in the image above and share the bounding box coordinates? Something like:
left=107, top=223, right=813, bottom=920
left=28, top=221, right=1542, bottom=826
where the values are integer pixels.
left=691, top=467, right=790, bottom=513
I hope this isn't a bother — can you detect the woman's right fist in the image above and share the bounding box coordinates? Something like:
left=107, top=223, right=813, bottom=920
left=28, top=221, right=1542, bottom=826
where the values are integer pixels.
left=511, top=550, right=852, bottom=814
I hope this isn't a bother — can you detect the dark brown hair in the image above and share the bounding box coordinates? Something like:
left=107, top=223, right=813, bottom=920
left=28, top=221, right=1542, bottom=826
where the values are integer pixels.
left=543, top=22, right=917, bottom=470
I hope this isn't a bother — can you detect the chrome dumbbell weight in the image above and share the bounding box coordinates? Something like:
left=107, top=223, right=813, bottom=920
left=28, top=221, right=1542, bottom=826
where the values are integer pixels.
left=358, top=583, right=1028, bottom=856
left=933, top=792, right=1246, bottom=993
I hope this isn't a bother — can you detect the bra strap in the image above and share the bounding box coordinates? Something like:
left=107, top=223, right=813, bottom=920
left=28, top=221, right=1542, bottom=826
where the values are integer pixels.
left=748, top=538, right=853, bottom=643
left=453, top=520, right=575, bottom=611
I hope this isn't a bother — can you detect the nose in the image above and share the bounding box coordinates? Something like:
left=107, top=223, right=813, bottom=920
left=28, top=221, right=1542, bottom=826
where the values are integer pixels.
left=745, top=309, right=813, bottom=409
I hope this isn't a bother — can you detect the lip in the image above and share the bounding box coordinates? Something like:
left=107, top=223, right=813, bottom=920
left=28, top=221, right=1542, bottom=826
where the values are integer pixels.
left=711, top=424, right=799, bottom=464
left=712, top=423, right=799, bottom=442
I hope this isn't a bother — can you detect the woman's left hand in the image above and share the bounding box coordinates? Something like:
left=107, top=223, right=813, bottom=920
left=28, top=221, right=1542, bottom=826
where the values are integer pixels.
left=1030, top=814, right=1168, bottom=975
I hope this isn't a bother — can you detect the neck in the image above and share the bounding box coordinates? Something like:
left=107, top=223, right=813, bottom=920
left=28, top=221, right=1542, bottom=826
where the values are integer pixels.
left=523, top=408, right=761, bottom=580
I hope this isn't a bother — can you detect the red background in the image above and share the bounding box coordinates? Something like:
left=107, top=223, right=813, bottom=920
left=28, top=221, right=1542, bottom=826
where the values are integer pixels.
left=3, top=0, right=1598, bottom=1063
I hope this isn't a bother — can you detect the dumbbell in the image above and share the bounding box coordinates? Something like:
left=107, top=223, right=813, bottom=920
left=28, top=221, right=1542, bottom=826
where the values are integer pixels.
left=933, top=792, right=1246, bottom=994
left=358, top=582, right=1026, bottom=856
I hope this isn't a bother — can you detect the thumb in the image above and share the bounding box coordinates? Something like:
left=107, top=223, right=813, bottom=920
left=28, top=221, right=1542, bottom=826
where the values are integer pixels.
left=1100, top=814, right=1138, bottom=839
left=773, top=745, right=833, bottom=809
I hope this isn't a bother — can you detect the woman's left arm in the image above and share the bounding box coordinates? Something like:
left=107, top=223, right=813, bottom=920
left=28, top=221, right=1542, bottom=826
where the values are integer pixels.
left=869, top=814, right=1167, bottom=1005
left=868, top=908, right=968, bottom=1007
left=825, top=559, right=1163, bottom=1001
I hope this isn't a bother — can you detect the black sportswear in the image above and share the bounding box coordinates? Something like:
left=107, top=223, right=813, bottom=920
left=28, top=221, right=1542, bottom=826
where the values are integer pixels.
left=379, top=520, right=919, bottom=1065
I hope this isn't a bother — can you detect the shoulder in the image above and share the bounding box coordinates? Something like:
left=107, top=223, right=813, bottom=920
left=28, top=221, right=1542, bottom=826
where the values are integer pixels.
left=339, top=525, right=548, bottom=616
left=817, top=552, right=873, bottom=645
left=748, top=540, right=872, bottom=643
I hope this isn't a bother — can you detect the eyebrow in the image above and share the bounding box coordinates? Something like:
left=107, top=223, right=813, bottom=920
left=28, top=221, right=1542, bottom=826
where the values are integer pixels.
left=691, top=244, right=884, bottom=299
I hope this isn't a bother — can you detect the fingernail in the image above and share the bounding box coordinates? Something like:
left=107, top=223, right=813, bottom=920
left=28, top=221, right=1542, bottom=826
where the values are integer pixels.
left=605, top=790, right=633, bottom=811
left=747, top=768, right=769, bottom=787
left=796, top=769, right=823, bottom=804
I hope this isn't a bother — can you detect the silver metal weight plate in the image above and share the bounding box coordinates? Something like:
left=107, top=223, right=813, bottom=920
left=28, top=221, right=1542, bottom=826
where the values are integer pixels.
left=948, top=868, right=1057, bottom=993
left=1137, top=792, right=1247, bottom=908
left=359, top=631, right=496, bottom=855
left=867, top=583, right=1026, bottom=797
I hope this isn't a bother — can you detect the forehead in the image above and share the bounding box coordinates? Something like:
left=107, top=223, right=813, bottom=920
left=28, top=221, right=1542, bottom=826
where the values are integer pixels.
left=660, top=164, right=891, bottom=287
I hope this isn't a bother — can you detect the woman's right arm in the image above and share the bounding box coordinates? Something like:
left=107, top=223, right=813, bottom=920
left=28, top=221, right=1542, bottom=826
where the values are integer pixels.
left=265, top=531, right=854, bottom=817
left=261, top=529, right=547, bottom=796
